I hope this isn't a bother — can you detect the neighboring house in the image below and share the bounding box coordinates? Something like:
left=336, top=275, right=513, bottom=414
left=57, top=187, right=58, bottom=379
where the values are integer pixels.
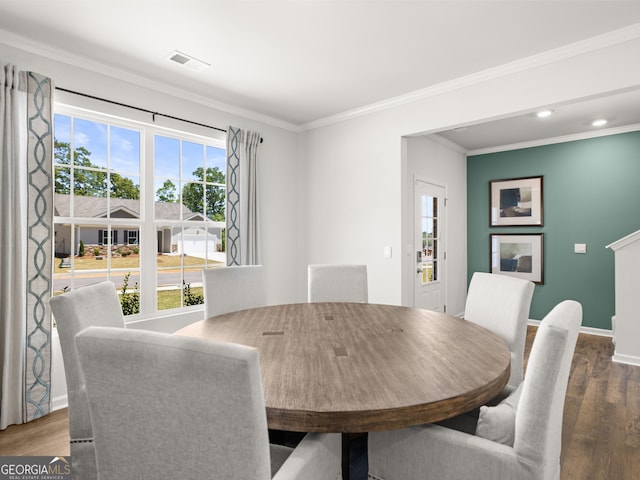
left=53, top=194, right=222, bottom=257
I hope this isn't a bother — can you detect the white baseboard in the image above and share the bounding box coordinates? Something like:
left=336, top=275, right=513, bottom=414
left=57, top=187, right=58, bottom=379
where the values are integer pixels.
left=527, top=319, right=613, bottom=337
left=612, top=352, right=640, bottom=367
left=51, top=394, right=68, bottom=412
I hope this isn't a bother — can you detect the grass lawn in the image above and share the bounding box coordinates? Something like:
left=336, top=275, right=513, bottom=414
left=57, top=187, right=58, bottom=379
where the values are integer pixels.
left=157, top=287, right=204, bottom=310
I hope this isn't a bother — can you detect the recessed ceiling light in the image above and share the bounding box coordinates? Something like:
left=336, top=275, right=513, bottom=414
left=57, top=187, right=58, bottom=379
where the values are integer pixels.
left=591, top=119, right=608, bottom=127
left=167, top=50, right=210, bottom=72
left=536, top=109, right=554, bottom=118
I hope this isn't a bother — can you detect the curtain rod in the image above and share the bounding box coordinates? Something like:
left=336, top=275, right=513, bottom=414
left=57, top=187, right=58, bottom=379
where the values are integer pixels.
left=55, top=87, right=263, bottom=143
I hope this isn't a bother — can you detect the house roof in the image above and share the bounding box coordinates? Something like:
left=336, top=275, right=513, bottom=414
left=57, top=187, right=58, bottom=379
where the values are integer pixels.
left=53, top=194, right=204, bottom=221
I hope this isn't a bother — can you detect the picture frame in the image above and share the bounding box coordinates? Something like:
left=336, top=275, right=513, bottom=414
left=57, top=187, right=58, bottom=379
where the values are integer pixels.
left=490, top=233, right=544, bottom=284
left=490, top=176, right=543, bottom=227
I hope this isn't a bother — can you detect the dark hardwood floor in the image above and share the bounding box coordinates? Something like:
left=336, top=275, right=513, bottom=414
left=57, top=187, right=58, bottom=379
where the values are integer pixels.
left=1, top=327, right=639, bottom=479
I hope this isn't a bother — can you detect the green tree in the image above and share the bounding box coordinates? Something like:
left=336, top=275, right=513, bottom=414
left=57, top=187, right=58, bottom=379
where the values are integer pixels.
left=181, top=167, right=225, bottom=220
left=55, top=140, right=140, bottom=199
left=55, top=140, right=107, bottom=196
left=111, top=173, right=140, bottom=199
left=156, top=179, right=177, bottom=202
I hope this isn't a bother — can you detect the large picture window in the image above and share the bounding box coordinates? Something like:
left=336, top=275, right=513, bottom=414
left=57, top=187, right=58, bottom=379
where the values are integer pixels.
left=53, top=106, right=226, bottom=318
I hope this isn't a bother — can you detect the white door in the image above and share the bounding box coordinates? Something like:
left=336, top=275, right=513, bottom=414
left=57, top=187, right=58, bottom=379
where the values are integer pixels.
left=414, top=180, right=446, bottom=312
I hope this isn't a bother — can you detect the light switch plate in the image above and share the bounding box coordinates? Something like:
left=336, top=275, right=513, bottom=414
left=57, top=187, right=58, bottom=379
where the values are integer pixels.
left=574, top=243, right=587, bottom=254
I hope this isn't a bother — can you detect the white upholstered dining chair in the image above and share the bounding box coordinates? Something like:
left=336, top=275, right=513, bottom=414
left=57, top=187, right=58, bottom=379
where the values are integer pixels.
left=464, top=272, right=535, bottom=391
left=368, top=299, right=582, bottom=480
left=49, top=281, right=125, bottom=480
left=75, top=326, right=341, bottom=480
left=202, top=265, right=267, bottom=318
left=307, top=264, right=368, bottom=303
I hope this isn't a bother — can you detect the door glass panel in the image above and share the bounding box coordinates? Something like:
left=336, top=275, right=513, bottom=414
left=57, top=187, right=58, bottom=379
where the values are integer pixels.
left=420, top=194, right=439, bottom=284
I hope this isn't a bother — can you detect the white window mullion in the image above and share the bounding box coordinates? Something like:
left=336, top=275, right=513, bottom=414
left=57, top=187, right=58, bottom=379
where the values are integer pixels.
left=140, top=127, right=156, bottom=315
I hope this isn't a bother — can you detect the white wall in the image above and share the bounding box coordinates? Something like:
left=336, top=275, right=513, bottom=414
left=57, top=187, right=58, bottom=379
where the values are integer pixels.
left=302, top=114, right=403, bottom=305
left=404, top=135, right=467, bottom=315
left=300, top=36, right=640, bottom=308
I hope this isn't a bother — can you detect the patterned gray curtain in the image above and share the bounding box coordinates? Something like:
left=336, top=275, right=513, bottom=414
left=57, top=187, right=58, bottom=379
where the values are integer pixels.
left=0, top=64, right=54, bottom=429
left=226, top=126, right=261, bottom=266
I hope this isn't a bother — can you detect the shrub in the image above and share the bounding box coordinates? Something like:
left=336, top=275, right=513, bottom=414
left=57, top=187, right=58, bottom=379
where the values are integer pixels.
left=120, top=272, right=140, bottom=315
left=183, top=281, right=204, bottom=306
left=79, top=240, right=85, bottom=257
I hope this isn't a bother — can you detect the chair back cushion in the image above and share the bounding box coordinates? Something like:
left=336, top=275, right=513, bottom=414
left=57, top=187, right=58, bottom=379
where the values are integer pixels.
left=202, top=265, right=266, bottom=318
left=513, top=300, right=582, bottom=478
left=75, top=326, right=272, bottom=480
left=465, top=272, right=534, bottom=386
left=49, top=281, right=125, bottom=478
left=308, top=264, right=368, bottom=303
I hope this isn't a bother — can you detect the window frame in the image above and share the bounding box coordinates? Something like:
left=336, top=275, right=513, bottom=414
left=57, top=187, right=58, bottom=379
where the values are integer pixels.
left=53, top=101, right=226, bottom=321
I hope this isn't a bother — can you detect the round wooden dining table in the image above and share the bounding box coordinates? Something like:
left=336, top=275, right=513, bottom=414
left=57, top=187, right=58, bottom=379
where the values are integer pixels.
left=176, top=302, right=510, bottom=480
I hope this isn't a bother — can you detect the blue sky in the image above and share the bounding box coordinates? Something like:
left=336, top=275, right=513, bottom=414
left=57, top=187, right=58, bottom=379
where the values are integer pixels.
left=54, top=114, right=226, bottom=195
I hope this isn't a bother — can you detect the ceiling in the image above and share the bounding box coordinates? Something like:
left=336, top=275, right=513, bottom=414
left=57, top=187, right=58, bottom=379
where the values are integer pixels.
left=2, top=1, right=640, bottom=149
left=436, top=86, right=640, bottom=152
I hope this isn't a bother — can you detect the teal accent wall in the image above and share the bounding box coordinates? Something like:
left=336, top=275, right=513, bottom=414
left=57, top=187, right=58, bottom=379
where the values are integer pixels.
left=467, top=131, right=640, bottom=329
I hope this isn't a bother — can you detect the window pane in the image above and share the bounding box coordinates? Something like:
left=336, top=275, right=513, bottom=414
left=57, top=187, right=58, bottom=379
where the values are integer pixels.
left=205, top=184, right=225, bottom=221
left=54, top=114, right=71, bottom=144
left=183, top=226, right=210, bottom=266
left=157, top=227, right=182, bottom=311
left=74, top=167, right=108, bottom=199
left=182, top=141, right=204, bottom=181
left=54, top=167, right=71, bottom=198
left=74, top=118, right=107, bottom=169
left=110, top=174, right=140, bottom=201
left=207, top=225, right=226, bottom=259
left=155, top=135, right=180, bottom=179
left=116, top=271, right=140, bottom=316
left=110, top=126, right=140, bottom=174
left=155, top=178, right=178, bottom=203
left=181, top=181, right=204, bottom=220
left=206, top=145, right=226, bottom=174
left=182, top=274, right=205, bottom=308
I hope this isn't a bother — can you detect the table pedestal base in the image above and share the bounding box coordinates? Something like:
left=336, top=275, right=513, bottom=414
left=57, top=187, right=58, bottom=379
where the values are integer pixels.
left=342, top=432, right=368, bottom=480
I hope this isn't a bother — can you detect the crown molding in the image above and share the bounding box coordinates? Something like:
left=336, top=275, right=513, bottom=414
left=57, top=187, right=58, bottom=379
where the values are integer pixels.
left=0, top=29, right=301, bottom=133
left=424, top=133, right=468, bottom=155
left=466, top=123, right=640, bottom=156
left=301, top=22, right=640, bottom=131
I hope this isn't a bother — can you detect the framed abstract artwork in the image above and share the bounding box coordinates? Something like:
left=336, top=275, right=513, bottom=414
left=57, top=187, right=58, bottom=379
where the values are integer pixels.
left=490, top=233, right=544, bottom=284
left=490, top=176, right=543, bottom=227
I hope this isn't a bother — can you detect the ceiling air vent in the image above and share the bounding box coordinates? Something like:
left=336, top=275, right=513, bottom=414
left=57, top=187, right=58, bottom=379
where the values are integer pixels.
left=167, top=50, right=210, bottom=72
